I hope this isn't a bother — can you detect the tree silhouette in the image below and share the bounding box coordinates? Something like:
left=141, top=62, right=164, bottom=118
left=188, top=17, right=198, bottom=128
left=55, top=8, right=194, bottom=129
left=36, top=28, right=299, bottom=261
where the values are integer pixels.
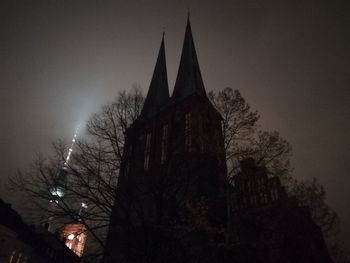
left=209, top=87, right=346, bottom=262
left=208, top=88, right=291, bottom=180
left=10, top=86, right=144, bottom=261
left=10, top=86, right=346, bottom=262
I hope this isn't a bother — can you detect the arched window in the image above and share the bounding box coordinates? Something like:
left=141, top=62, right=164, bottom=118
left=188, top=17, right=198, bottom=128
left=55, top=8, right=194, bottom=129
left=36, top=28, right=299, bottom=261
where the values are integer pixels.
left=161, top=125, right=168, bottom=164
left=185, top=113, right=191, bottom=151
left=9, top=250, right=16, bottom=263
left=144, top=133, right=152, bottom=171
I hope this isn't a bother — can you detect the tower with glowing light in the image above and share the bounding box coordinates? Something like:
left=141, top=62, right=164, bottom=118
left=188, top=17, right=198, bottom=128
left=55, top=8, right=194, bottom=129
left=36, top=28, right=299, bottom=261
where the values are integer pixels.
left=48, top=125, right=88, bottom=257
left=49, top=126, right=79, bottom=201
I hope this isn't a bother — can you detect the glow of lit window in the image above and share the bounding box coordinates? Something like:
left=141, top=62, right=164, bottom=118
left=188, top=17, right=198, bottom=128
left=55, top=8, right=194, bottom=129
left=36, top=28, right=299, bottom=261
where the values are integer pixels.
left=9, top=250, right=16, bottom=263
left=63, top=223, right=87, bottom=257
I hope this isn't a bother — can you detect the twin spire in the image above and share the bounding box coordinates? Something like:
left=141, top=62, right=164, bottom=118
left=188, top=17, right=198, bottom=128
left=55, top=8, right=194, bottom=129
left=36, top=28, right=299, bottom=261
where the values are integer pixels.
left=140, top=34, right=169, bottom=117
left=173, top=18, right=206, bottom=99
left=141, top=18, right=206, bottom=118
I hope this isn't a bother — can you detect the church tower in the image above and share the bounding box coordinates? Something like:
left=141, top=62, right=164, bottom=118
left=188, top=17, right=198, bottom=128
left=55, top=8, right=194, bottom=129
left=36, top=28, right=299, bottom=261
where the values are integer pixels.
left=104, top=18, right=228, bottom=262
left=103, top=18, right=333, bottom=263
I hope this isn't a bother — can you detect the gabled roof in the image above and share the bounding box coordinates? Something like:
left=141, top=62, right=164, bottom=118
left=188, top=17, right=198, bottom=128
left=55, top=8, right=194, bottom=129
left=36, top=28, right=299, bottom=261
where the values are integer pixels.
left=172, top=18, right=206, bottom=100
left=140, top=35, right=170, bottom=118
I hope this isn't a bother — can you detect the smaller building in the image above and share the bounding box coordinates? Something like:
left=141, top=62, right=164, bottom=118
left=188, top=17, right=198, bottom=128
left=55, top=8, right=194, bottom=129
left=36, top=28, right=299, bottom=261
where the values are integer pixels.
left=62, top=223, right=87, bottom=257
left=229, top=158, right=288, bottom=214
left=228, top=158, right=333, bottom=263
left=0, top=198, right=80, bottom=263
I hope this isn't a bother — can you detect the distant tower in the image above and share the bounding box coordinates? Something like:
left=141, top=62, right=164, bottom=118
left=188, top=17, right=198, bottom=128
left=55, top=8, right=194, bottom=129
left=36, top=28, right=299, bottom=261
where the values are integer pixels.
left=104, top=18, right=228, bottom=262
left=49, top=126, right=79, bottom=201
left=48, top=125, right=88, bottom=257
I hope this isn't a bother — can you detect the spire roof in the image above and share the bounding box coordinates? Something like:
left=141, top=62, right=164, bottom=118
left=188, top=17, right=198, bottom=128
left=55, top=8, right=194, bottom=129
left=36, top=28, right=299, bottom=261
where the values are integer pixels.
left=172, top=18, right=206, bottom=100
left=140, top=35, right=170, bottom=118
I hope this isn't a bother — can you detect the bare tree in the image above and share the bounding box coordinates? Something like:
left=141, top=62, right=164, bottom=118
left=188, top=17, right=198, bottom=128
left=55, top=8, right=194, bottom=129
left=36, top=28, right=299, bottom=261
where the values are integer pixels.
left=10, top=86, right=346, bottom=261
left=289, top=178, right=349, bottom=263
left=208, top=87, right=291, bottom=180
left=209, top=87, right=347, bottom=262
left=10, top=86, right=144, bottom=261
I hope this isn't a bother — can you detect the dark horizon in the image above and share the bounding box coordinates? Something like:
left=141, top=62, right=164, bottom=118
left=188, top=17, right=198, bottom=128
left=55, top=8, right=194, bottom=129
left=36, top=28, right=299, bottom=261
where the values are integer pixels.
left=1, top=0, right=349, bottom=251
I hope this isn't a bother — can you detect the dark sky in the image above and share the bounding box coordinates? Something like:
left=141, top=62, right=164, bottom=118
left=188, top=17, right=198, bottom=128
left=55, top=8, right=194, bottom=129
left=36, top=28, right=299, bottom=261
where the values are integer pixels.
left=1, top=0, right=349, bottom=249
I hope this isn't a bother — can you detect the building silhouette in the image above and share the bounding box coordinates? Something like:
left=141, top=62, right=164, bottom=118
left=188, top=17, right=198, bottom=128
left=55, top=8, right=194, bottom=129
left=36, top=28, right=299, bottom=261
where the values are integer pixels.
left=228, top=158, right=332, bottom=263
left=0, top=199, right=80, bottom=263
left=103, top=18, right=332, bottom=263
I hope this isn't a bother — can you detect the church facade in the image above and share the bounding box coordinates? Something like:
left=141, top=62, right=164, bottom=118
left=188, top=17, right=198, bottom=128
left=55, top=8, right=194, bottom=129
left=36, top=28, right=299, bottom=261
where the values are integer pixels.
left=103, top=19, right=333, bottom=263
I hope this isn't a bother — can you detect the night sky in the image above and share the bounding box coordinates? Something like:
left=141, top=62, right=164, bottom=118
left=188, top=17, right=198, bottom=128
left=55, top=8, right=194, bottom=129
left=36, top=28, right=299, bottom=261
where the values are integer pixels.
left=1, top=0, right=349, bottom=249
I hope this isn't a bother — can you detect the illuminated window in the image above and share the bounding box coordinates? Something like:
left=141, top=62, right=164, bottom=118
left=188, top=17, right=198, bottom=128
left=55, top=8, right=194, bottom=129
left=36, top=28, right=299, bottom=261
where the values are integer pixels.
left=144, top=133, right=151, bottom=171
left=271, top=188, right=279, bottom=201
left=9, top=250, right=16, bottom=263
left=62, top=223, right=87, bottom=257
left=185, top=113, right=191, bottom=151
left=16, top=253, right=22, bottom=263
left=161, top=125, right=168, bottom=164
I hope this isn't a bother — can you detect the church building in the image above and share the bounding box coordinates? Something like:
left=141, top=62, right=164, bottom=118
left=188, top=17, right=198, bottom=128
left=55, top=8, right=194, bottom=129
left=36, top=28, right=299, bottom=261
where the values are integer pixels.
left=103, top=18, right=333, bottom=263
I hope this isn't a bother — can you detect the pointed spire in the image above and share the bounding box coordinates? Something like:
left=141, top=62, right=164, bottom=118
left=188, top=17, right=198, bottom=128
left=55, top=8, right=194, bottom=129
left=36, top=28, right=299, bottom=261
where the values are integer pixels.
left=172, top=17, right=206, bottom=100
left=141, top=34, right=170, bottom=118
